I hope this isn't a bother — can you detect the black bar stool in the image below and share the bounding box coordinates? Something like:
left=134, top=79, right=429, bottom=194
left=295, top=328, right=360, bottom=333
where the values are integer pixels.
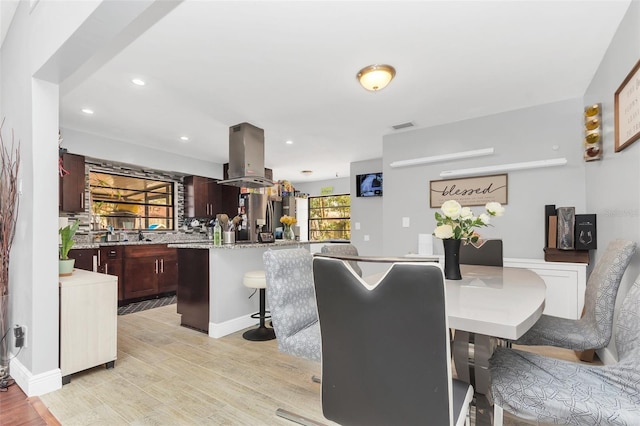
left=242, top=270, right=275, bottom=341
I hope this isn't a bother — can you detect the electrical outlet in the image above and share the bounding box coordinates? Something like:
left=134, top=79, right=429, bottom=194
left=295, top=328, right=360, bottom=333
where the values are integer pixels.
left=14, top=325, right=25, bottom=348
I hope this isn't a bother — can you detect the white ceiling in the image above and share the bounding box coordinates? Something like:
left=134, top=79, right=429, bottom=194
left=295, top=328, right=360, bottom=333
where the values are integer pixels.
left=59, top=0, right=631, bottom=183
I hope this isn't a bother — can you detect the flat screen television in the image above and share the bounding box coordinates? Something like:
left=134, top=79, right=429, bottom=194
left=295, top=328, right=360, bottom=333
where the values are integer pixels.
left=356, top=172, right=383, bottom=197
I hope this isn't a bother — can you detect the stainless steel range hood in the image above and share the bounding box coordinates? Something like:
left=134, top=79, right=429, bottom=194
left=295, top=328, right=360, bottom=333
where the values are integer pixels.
left=218, top=122, right=274, bottom=188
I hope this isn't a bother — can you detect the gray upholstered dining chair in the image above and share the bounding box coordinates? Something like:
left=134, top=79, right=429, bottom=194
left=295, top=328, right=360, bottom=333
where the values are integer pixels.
left=320, top=243, right=362, bottom=276
left=490, top=273, right=640, bottom=425
left=263, top=248, right=323, bottom=424
left=263, top=248, right=320, bottom=362
left=515, top=239, right=636, bottom=352
left=313, top=256, right=474, bottom=426
left=459, top=238, right=503, bottom=267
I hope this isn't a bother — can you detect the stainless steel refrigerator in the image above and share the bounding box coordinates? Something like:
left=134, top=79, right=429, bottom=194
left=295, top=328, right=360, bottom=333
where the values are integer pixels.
left=237, top=193, right=268, bottom=242
left=237, top=193, right=297, bottom=241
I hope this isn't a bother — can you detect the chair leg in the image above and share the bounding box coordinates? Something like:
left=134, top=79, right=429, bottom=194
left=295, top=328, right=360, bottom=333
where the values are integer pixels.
left=493, top=404, right=504, bottom=426
left=577, top=349, right=596, bottom=362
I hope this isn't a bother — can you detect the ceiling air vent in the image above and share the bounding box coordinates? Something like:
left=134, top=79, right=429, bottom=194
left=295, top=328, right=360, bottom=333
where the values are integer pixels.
left=391, top=122, right=414, bottom=130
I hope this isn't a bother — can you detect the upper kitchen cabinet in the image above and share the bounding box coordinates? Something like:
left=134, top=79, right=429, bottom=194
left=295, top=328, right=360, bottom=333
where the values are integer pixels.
left=59, top=152, right=86, bottom=212
left=184, top=175, right=221, bottom=218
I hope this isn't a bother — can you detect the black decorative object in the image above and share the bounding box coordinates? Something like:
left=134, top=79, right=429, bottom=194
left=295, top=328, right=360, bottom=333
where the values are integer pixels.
left=443, top=239, right=462, bottom=280
left=544, top=204, right=556, bottom=247
left=575, top=214, right=597, bottom=250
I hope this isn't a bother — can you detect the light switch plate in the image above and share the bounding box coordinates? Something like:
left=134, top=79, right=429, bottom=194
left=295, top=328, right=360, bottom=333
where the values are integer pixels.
left=355, top=222, right=361, bottom=230
left=364, top=235, right=370, bottom=241
left=402, top=217, right=410, bottom=227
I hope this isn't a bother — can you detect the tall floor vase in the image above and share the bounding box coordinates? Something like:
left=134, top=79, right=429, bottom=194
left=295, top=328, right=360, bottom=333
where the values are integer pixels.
left=443, top=239, right=462, bottom=280
left=0, top=294, right=8, bottom=379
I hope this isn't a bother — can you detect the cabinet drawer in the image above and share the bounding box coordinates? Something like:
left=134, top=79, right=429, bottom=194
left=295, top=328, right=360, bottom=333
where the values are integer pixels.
left=124, top=244, right=174, bottom=258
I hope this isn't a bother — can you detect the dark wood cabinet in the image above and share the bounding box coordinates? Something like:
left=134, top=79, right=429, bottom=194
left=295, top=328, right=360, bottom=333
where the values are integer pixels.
left=219, top=164, right=240, bottom=218
left=177, top=249, right=209, bottom=333
left=67, top=248, right=96, bottom=271
left=184, top=175, right=221, bottom=218
left=59, top=153, right=86, bottom=213
left=122, top=244, right=177, bottom=301
left=97, top=246, right=124, bottom=301
left=220, top=185, right=240, bottom=218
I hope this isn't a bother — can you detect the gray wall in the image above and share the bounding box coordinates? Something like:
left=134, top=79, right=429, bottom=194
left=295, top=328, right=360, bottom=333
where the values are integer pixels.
left=382, top=99, right=587, bottom=259
left=584, top=0, right=640, bottom=361
left=62, top=128, right=223, bottom=179
left=294, top=177, right=350, bottom=197
left=349, top=159, right=384, bottom=275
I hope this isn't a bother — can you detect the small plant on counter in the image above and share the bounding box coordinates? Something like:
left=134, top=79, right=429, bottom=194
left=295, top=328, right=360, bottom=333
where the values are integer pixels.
left=59, top=220, right=80, bottom=260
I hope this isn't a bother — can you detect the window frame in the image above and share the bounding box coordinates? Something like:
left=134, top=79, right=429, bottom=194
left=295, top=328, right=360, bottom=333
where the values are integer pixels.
left=307, top=194, right=351, bottom=241
left=89, top=171, right=176, bottom=231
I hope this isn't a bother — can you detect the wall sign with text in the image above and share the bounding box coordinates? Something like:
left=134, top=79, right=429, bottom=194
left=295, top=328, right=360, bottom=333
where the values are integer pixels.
left=430, top=174, right=508, bottom=208
left=615, top=58, right=640, bottom=152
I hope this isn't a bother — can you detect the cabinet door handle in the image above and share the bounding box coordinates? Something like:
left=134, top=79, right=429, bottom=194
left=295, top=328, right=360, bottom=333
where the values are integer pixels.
left=105, top=264, right=108, bottom=275
left=160, top=258, right=164, bottom=273
left=81, top=194, right=84, bottom=209
left=97, top=250, right=101, bottom=266
left=155, top=259, right=159, bottom=274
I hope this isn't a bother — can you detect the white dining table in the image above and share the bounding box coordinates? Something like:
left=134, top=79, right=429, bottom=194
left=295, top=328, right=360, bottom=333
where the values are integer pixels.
left=446, top=264, right=546, bottom=403
left=447, top=264, right=546, bottom=340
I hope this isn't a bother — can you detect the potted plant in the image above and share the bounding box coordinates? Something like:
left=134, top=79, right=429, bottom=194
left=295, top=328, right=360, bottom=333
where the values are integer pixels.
left=59, top=220, right=80, bottom=276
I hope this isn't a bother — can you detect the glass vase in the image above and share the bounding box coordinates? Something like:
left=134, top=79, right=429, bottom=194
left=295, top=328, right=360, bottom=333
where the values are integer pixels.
left=443, top=239, right=462, bottom=280
left=283, top=224, right=295, bottom=240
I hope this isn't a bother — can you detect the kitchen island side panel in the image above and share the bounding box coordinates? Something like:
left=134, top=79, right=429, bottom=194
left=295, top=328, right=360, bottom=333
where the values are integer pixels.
left=171, top=241, right=311, bottom=338
left=207, top=243, right=311, bottom=338
left=177, top=248, right=210, bottom=332
left=209, top=247, right=265, bottom=334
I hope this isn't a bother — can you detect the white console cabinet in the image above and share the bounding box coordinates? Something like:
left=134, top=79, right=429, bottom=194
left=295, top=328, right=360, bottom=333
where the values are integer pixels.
left=59, top=269, right=118, bottom=384
left=504, top=258, right=587, bottom=320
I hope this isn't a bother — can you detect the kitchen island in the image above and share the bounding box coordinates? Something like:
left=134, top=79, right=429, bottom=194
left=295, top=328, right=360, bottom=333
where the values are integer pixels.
left=168, top=240, right=310, bottom=338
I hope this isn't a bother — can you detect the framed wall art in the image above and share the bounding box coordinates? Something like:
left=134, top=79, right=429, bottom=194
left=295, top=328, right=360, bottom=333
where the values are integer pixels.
left=430, top=174, right=508, bottom=208
left=615, top=58, right=640, bottom=152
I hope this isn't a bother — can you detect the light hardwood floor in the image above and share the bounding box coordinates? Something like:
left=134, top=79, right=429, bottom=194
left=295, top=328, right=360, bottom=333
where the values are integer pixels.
left=39, top=304, right=590, bottom=425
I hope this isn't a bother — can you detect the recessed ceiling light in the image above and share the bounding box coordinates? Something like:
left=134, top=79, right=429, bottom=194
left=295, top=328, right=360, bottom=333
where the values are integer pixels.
left=300, top=170, right=313, bottom=175
left=180, top=136, right=189, bottom=142
left=132, top=78, right=145, bottom=86
left=81, top=108, right=94, bottom=115
left=286, top=140, right=294, bottom=145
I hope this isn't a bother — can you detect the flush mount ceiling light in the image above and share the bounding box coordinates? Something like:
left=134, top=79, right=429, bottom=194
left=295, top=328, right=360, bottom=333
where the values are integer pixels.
left=357, top=64, right=396, bottom=91
left=81, top=108, right=94, bottom=115
left=180, top=136, right=189, bottom=142
left=131, top=78, right=145, bottom=86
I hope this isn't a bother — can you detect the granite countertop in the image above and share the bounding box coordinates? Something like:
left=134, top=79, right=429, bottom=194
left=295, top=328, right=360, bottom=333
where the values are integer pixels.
left=168, top=240, right=310, bottom=249
left=71, top=232, right=344, bottom=250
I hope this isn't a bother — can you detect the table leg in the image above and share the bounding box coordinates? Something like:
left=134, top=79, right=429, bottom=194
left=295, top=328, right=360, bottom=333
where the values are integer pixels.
left=453, top=331, right=498, bottom=425
left=453, top=331, right=497, bottom=395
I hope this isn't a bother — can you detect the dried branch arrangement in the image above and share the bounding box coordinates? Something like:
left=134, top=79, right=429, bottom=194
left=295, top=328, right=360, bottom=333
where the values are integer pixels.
left=0, top=119, right=20, bottom=298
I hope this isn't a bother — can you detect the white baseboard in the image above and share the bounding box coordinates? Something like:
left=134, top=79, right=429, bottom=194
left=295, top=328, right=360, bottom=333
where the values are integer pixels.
left=9, top=356, right=61, bottom=396
left=209, top=315, right=257, bottom=339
